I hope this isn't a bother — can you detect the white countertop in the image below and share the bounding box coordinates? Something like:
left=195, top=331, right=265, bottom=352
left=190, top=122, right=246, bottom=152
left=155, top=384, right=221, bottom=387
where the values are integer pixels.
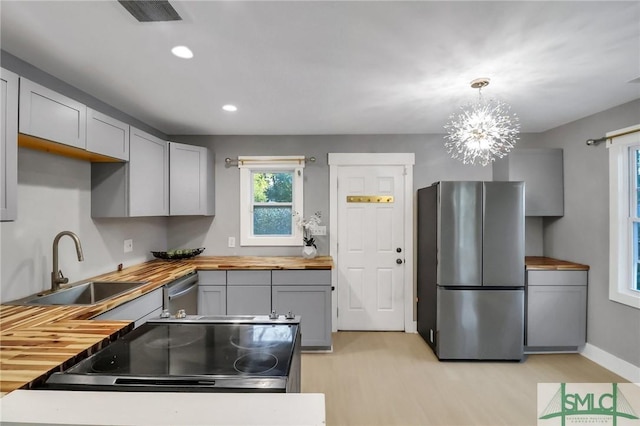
left=0, top=390, right=326, bottom=425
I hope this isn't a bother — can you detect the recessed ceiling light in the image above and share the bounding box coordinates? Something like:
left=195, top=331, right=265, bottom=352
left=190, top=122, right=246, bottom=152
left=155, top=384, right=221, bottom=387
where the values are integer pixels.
left=171, top=45, right=193, bottom=59
left=222, top=104, right=238, bottom=112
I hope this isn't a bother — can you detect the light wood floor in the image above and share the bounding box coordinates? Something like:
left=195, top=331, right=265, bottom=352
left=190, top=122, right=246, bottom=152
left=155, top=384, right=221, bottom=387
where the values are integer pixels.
left=301, top=332, right=627, bottom=426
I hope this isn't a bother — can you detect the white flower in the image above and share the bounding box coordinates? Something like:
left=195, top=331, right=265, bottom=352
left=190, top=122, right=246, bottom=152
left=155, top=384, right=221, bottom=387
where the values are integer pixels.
left=294, top=211, right=322, bottom=246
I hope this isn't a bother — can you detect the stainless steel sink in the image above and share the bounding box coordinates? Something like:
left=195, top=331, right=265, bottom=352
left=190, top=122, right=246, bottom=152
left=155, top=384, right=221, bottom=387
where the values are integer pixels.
left=21, top=281, right=147, bottom=305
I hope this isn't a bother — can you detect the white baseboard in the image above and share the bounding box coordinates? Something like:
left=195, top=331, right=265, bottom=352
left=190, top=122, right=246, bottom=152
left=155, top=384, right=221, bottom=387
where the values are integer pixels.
left=581, top=343, right=640, bottom=383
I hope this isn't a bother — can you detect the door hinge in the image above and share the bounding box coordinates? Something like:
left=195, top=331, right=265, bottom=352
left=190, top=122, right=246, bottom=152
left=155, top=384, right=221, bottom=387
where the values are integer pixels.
left=336, top=307, right=339, bottom=317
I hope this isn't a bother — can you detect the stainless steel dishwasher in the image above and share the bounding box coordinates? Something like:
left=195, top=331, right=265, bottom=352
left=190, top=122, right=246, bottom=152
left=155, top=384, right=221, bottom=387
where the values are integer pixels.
left=164, top=272, right=198, bottom=316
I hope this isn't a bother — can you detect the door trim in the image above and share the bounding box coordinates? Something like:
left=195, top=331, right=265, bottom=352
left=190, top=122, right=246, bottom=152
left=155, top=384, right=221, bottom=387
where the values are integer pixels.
left=328, top=153, right=416, bottom=333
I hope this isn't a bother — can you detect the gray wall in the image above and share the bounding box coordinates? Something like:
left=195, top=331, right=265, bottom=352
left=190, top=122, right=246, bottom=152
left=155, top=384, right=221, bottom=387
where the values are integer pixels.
left=0, top=149, right=168, bottom=302
left=168, top=115, right=640, bottom=368
left=1, top=50, right=166, bottom=140
left=523, top=99, right=640, bottom=367
left=0, top=51, right=170, bottom=302
left=166, top=133, right=537, bottom=253
left=2, top=48, right=637, bottom=367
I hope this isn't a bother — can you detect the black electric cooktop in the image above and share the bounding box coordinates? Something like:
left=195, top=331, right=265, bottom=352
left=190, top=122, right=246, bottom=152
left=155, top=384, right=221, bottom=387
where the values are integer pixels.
left=64, top=321, right=298, bottom=377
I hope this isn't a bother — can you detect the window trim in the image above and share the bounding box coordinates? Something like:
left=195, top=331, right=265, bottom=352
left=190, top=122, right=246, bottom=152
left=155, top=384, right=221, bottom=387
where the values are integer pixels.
left=239, top=156, right=305, bottom=246
left=608, top=125, right=640, bottom=309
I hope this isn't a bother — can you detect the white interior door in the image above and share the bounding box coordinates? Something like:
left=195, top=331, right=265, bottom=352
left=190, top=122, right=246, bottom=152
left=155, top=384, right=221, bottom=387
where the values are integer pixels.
left=337, top=165, right=405, bottom=330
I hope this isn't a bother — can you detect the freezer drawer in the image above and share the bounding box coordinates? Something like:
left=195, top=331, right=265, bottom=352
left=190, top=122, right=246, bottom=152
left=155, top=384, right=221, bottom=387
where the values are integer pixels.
left=436, top=288, right=524, bottom=360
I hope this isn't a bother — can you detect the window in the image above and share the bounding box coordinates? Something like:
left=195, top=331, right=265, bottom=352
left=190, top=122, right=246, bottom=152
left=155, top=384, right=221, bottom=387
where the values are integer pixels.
left=608, top=125, right=640, bottom=309
left=634, top=148, right=640, bottom=292
left=239, top=156, right=304, bottom=246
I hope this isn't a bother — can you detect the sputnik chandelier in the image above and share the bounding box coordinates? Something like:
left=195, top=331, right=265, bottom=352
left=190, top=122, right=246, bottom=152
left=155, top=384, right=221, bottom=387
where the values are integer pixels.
left=444, top=78, right=520, bottom=167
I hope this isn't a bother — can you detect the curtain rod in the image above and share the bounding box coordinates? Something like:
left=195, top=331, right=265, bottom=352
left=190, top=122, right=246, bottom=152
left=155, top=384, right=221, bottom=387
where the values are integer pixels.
left=224, top=156, right=317, bottom=166
left=585, top=137, right=607, bottom=146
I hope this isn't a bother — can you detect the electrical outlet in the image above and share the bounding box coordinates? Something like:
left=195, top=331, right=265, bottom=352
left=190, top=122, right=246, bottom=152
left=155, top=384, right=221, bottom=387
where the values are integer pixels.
left=311, top=225, right=326, bottom=236
left=124, top=239, right=133, bottom=253
left=228, top=237, right=236, bottom=248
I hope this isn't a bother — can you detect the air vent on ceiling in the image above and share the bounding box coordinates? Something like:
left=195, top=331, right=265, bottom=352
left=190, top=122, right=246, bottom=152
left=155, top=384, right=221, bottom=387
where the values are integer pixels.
left=118, top=1, right=182, bottom=22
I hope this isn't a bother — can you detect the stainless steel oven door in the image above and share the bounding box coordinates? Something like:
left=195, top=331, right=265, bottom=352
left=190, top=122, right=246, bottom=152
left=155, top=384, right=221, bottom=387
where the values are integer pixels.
left=164, top=272, right=198, bottom=315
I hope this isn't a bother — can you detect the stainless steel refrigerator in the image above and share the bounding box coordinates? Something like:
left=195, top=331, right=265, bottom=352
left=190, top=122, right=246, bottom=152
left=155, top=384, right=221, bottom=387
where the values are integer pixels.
left=417, top=181, right=525, bottom=361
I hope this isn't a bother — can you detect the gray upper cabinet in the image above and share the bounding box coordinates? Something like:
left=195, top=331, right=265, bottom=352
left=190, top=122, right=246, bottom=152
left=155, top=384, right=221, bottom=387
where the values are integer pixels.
left=493, top=149, right=564, bottom=216
left=86, top=108, right=129, bottom=161
left=1, top=68, right=18, bottom=221
left=19, top=77, right=86, bottom=149
left=92, top=127, right=168, bottom=217
left=168, top=142, right=215, bottom=216
left=129, top=128, right=168, bottom=216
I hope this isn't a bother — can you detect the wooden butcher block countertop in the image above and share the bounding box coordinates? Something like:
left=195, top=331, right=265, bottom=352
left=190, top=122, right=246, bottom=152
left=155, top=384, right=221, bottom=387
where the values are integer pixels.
left=0, top=256, right=333, bottom=394
left=525, top=256, right=590, bottom=271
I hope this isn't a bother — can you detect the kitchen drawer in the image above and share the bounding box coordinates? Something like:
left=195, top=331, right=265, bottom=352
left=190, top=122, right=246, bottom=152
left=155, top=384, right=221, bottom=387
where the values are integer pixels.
left=227, top=270, right=271, bottom=286
left=527, top=270, right=587, bottom=286
left=93, top=287, right=162, bottom=327
left=272, top=270, right=331, bottom=286
left=198, top=271, right=226, bottom=285
left=136, top=307, right=163, bottom=328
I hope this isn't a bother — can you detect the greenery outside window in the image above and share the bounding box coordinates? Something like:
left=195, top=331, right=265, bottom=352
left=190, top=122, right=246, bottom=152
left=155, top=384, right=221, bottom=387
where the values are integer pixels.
left=608, top=126, right=640, bottom=309
left=239, top=156, right=304, bottom=246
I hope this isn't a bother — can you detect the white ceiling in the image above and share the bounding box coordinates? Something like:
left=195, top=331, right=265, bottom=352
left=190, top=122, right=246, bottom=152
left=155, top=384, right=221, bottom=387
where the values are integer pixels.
left=1, top=1, right=639, bottom=136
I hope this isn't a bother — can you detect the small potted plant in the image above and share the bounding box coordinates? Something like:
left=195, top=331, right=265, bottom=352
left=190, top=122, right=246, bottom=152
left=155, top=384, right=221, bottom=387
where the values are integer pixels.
left=295, top=211, right=321, bottom=259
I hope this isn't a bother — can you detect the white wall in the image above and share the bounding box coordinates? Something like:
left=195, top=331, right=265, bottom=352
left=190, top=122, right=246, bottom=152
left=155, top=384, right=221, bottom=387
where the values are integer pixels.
left=0, top=148, right=168, bottom=303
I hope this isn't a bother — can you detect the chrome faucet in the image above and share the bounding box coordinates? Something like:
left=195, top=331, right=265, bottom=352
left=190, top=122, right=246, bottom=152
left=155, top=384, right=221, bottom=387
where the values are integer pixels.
left=51, top=231, right=84, bottom=292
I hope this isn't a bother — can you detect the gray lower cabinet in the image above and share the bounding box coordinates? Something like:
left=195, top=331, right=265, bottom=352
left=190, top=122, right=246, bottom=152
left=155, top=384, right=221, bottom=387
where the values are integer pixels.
left=1, top=68, right=18, bottom=221
left=272, top=270, right=332, bottom=349
left=526, top=270, right=587, bottom=351
left=93, top=287, right=163, bottom=328
left=227, top=270, right=271, bottom=315
left=196, top=269, right=333, bottom=349
left=198, top=271, right=227, bottom=315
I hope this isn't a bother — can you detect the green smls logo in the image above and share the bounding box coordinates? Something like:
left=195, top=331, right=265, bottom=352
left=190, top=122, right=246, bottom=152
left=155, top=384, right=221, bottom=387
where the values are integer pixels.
left=539, top=383, right=639, bottom=426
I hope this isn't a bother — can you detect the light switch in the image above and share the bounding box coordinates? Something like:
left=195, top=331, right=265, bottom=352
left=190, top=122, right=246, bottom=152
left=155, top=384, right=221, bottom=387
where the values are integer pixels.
left=228, top=237, right=236, bottom=248
left=124, top=239, right=133, bottom=253
left=311, top=225, right=326, bottom=236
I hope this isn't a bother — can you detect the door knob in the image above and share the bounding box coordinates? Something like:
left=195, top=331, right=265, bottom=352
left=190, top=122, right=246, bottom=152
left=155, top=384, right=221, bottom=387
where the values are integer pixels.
left=396, top=259, right=403, bottom=264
